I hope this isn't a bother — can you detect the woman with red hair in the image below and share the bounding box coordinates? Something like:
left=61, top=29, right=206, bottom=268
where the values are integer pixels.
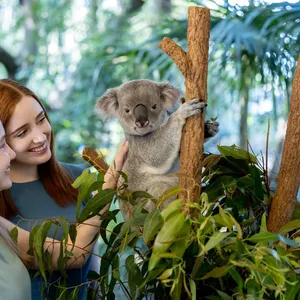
left=0, top=78, right=128, bottom=300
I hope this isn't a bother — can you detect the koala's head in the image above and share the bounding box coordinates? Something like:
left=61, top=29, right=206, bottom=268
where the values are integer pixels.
left=95, top=80, right=180, bottom=136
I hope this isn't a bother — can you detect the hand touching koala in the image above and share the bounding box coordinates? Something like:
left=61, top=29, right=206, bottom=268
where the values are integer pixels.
left=95, top=80, right=219, bottom=217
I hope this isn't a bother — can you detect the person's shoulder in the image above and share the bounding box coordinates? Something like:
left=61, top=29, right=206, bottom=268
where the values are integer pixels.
left=60, top=162, right=90, bottom=180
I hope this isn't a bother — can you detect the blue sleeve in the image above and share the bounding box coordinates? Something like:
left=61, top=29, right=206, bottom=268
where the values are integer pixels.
left=60, top=162, right=90, bottom=181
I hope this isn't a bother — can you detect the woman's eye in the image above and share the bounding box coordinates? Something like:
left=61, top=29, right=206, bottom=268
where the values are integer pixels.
left=125, top=108, right=130, bottom=113
left=38, top=117, right=46, bottom=124
left=152, top=104, right=157, bottom=109
left=17, top=131, right=27, bottom=138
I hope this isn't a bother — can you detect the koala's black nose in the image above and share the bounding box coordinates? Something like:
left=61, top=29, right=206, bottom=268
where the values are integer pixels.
left=134, top=104, right=149, bottom=128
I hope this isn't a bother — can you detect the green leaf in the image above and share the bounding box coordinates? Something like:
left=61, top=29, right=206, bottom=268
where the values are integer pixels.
left=218, top=144, right=258, bottom=163
left=78, top=189, right=116, bottom=222
left=161, top=198, right=183, bottom=221
left=121, top=213, right=147, bottom=233
left=202, top=232, right=231, bottom=253
left=60, top=217, right=69, bottom=247
left=169, top=219, right=191, bottom=258
left=69, top=224, right=77, bottom=250
left=149, top=211, right=185, bottom=271
left=205, top=176, right=237, bottom=201
left=75, top=169, right=97, bottom=220
left=143, top=207, right=164, bottom=245
left=229, top=267, right=244, bottom=290
left=157, top=268, right=173, bottom=280
left=157, top=186, right=183, bottom=207
left=286, top=278, right=300, bottom=300
left=189, top=279, right=196, bottom=300
left=10, top=227, right=18, bottom=244
left=131, top=190, right=155, bottom=200
left=279, top=220, right=300, bottom=235
left=57, top=239, right=68, bottom=279
left=28, top=225, right=41, bottom=256
left=260, top=212, right=267, bottom=233
left=246, top=232, right=279, bottom=243
left=237, top=176, right=255, bottom=194
left=216, top=290, right=231, bottom=300
left=126, top=255, right=142, bottom=299
left=201, top=265, right=232, bottom=279
left=120, top=231, right=137, bottom=253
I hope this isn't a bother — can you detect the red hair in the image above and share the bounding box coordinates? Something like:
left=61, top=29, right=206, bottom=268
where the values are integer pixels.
left=0, top=79, right=78, bottom=219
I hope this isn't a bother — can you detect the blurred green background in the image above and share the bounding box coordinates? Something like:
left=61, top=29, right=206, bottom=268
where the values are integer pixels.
left=0, top=0, right=299, bottom=190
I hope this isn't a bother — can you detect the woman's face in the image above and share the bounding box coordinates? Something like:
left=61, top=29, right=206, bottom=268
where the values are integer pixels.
left=5, top=96, right=52, bottom=168
left=0, top=122, right=16, bottom=190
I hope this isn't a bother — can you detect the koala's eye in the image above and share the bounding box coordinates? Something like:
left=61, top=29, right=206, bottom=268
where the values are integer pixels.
left=152, top=104, right=157, bottom=109
left=125, top=108, right=130, bottom=113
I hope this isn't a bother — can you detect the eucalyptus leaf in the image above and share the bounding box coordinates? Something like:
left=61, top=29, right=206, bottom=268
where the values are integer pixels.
left=143, top=207, right=164, bottom=245
left=149, top=211, right=185, bottom=271
left=202, top=232, right=231, bottom=254
left=157, top=186, right=183, bottom=207
left=218, top=145, right=258, bottom=163
left=279, top=220, right=300, bottom=235
left=10, top=227, right=18, bottom=244
left=201, top=265, right=232, bottom=279
left=246, top=232, right=279, bottom=243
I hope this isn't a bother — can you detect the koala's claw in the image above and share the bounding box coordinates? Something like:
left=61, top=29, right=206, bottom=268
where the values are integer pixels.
left=204, top=120, right=220, bottom=138
left=177, top=98, right=206, bottom=118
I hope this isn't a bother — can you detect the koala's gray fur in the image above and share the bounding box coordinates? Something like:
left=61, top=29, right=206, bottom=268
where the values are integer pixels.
left=95, top=79, right=219, bottom=217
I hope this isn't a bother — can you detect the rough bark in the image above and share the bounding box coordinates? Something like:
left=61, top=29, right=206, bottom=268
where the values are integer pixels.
left=267, top=58, right=300, bottom=232
left=159, top=7, right=210, bottom=206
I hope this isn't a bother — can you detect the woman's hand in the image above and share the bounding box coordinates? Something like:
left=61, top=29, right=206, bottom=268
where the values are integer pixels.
left=113, top=140, right=129, bottom=171
left=103, top=140, right=129, bottom=189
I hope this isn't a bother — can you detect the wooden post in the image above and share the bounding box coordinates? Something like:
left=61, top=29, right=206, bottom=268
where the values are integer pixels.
left=159, top=6, right=210, bottom=206
left=267, top=58, right=300, bottom=232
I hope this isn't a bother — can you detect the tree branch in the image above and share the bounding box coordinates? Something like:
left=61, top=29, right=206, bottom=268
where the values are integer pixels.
left=159, top=37, right=188, bottom=75
left=267, top=58, right=300, bottom=232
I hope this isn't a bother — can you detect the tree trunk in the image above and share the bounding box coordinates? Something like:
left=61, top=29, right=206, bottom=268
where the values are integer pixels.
left=159, top=7, right=210, bottom=208
left=20, top=0, right=38, bottom=79
left=267, top=58, right=300, bottom=232
left=239, top=83, right=249, bottom=149
left=127, top=0, right=145, bottom=13
left=0, top=47, right=18, bottom=79
left=153, top=0, right=172, bottom=14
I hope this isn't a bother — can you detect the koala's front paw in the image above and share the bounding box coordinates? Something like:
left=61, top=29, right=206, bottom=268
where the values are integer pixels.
left=178, top=98, right=207, bottom=119
left=204, top=120, right=220, bottom=139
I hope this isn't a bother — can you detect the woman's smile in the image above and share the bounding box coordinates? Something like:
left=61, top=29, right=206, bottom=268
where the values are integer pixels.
left=29, top=142, right=48, bottom=154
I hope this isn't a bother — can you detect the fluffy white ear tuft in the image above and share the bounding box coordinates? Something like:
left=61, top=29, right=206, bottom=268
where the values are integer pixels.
left=94, top=88, right=119, bottom=118
left=158, top=83, right=181, bottom=108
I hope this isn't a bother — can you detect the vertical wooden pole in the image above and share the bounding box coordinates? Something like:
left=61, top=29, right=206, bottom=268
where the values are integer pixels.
left=159, top=6, right=210, bottom=208
left=267, top=58, right=300, bottom=232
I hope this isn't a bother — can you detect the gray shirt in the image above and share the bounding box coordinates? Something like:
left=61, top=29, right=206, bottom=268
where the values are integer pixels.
left=0, top=236, right=31, bottom=300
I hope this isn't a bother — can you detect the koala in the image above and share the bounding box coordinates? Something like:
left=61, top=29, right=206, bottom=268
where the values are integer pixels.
left=95, top=80, right=219, bottom=217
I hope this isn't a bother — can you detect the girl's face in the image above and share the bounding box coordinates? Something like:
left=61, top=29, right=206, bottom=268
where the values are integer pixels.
left=5, top=96, right=52, bottom=168
left=0, top=122, right=16, bottom=190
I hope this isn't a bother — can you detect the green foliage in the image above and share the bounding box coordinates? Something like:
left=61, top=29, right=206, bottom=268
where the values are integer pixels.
left=22, top=145, right=300, bottom=299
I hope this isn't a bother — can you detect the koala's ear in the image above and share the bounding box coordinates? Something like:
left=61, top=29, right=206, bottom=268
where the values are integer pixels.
left=94, top=88, right=119, bottom=118
left=158, top=83, right=181, bottom=108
